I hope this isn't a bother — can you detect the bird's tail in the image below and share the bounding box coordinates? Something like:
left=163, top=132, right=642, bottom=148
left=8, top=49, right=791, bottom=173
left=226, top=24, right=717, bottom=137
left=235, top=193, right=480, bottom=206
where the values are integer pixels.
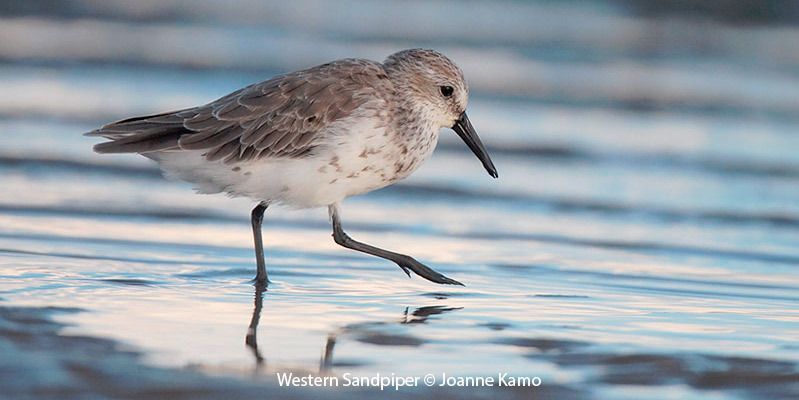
left=85, top=109, right=193, bottom=154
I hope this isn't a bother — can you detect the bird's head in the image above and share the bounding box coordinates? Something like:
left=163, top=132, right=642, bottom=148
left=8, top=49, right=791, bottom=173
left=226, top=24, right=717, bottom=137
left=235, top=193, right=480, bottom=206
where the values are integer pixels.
left=384, top=49, right=498, bottom=178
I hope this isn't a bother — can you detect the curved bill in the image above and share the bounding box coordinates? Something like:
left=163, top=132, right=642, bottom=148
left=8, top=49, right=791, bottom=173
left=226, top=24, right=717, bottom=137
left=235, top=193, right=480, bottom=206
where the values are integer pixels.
left=452, top=112, right=498, bottom=178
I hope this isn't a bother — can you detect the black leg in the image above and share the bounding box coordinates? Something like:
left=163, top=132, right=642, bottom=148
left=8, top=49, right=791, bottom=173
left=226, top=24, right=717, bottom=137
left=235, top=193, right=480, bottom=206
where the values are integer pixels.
left=251, top=202, right=269, bottom=284
left=328, top=204, right=463, bottom=286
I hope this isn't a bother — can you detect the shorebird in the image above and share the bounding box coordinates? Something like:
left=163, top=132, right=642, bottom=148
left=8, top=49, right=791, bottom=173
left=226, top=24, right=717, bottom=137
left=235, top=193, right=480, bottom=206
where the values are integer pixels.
left=86, top=48, right=497, bottom=286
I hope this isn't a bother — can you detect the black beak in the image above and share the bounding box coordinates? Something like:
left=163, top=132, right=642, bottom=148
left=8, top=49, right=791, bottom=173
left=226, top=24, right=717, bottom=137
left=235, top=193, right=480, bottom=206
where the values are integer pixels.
left=452, top=112, right=498, bottom=178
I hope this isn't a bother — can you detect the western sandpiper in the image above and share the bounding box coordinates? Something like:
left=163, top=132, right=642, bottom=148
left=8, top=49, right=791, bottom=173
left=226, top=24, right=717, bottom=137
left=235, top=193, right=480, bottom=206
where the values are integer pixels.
left=86, top=48, right=498, bottom=286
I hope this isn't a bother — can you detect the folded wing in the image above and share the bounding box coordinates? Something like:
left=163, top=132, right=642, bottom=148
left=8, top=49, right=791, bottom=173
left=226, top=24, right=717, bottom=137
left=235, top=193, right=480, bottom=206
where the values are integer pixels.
left=86, top=59, right=391, bottom=164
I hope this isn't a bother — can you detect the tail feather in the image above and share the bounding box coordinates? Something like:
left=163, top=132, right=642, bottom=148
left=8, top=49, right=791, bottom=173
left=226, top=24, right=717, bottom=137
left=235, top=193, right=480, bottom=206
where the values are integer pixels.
left=110, top=109, right=188, bottom=125
left=92, top=126, right=190, bottom=153
left=87, top=109, right=194, bottom=153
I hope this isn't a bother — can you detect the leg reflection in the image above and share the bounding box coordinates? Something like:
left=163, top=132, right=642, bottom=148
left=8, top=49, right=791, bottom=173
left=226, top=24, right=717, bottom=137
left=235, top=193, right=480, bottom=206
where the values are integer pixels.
left=245, top=282, right=267, bottom=366
left=244, top=290, right=461, bottom=373
left=320, top=333, right=337, bottom=373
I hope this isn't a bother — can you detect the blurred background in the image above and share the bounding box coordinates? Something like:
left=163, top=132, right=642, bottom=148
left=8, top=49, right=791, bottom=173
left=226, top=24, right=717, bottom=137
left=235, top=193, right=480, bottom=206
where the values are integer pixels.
left=1, top=1, right=798, bottom=399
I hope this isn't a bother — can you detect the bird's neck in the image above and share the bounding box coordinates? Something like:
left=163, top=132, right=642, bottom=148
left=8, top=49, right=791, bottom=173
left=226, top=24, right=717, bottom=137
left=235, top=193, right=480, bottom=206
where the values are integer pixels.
left=385, top=72, right=441, bottom=162
left=395, top=98, right=439, bottom=139
left=389, top=101, right=440, bottom=178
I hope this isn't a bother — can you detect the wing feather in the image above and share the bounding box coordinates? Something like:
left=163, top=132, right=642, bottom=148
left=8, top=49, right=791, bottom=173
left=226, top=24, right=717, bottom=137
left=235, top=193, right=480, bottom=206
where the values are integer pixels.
left=86, top=58, right=393, bottom=161
left=181, top=124, right=240, bottom=150
left=205, top=138, right=240, bottom=162
left=253, top=128, right=289, bottom=151
left=182, top=110, right=216, bottom=130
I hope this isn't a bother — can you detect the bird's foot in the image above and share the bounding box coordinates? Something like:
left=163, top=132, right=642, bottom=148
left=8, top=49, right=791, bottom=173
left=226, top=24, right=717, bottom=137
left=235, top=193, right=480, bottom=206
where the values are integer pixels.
left=394, top=255, right=464, bottom=286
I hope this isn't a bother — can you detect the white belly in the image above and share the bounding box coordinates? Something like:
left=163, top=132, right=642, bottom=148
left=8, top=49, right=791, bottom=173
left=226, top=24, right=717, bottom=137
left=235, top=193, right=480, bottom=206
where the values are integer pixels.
left=150, top=118, right=438, bottom=208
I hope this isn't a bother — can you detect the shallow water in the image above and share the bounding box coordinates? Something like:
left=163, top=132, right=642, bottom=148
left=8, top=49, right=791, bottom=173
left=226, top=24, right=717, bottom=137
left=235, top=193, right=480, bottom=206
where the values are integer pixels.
left=1, top=1, right=798, bottom=399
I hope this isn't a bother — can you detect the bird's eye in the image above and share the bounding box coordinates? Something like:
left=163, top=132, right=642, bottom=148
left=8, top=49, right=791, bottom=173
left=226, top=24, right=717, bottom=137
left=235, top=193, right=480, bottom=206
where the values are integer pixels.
left=439, top=85, right=454, bottom=97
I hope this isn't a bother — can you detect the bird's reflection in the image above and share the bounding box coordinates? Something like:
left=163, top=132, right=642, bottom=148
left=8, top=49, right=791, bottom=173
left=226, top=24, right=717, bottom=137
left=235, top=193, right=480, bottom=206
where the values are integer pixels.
left=402, top=305, right=463, bottom=324
left=244, top=283, right=462, bottom=373
left=245, top=282, right=266, bottom=367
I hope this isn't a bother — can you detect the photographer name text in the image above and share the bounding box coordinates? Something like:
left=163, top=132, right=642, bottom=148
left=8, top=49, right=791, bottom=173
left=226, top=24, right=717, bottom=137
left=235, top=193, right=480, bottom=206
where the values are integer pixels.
left=276, top=372, right=542, bottom=390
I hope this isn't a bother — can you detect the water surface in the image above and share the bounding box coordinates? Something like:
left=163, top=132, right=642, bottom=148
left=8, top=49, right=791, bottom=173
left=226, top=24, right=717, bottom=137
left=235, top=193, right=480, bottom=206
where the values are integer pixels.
left=1, top=1, right=798, bottom=399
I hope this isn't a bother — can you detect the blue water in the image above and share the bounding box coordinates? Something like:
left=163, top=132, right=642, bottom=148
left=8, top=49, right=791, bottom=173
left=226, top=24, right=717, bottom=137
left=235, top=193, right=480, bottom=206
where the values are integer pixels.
left=0, top=1, right=798, bottom=399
